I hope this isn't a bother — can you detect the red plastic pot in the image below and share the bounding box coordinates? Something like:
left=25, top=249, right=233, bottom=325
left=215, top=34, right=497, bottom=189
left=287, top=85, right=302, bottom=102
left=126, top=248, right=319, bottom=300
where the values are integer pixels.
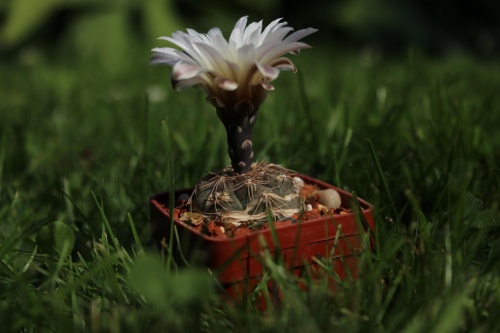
left=150, top=174, right=375, bottom=300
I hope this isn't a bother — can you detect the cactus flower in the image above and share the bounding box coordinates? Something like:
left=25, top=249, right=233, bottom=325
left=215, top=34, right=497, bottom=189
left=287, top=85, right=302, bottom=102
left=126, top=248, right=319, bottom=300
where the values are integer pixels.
left=151, top=16, right=317, bottom=174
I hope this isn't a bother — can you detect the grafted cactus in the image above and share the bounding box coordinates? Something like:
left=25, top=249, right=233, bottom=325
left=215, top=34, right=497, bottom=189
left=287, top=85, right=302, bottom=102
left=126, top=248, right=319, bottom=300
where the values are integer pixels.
left=151, top=17, right=316, bottom=227
left=190, top=163, right=304, bottom=225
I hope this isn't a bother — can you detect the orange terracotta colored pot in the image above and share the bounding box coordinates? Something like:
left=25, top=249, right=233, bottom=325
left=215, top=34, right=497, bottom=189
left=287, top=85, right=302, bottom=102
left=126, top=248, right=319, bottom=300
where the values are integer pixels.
left=150, top=174, right=375, bottom=303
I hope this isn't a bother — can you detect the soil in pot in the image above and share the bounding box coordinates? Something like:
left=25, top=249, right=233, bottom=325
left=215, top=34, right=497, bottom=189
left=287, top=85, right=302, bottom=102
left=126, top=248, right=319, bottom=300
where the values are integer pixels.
left=159, top=182, right=352, bottom=239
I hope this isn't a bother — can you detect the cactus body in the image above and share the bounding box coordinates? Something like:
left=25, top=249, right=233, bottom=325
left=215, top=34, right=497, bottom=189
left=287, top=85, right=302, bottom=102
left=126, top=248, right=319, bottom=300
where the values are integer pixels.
left=191, top=163, right=304, bottom=225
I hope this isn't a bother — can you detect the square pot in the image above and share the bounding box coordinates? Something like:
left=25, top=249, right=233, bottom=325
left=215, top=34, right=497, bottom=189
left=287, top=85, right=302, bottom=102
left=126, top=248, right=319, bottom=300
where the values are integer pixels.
left=150, top=174, right=375, bottom=298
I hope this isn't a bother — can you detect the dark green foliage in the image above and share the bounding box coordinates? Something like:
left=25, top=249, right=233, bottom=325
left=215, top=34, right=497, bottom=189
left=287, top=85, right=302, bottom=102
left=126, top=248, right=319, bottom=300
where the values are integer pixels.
left=1, top=44, right=500, bottom=332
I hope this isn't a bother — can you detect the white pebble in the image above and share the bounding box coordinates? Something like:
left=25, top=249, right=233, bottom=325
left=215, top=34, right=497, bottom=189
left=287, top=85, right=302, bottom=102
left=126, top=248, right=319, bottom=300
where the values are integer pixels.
left=317, top=189, right=341, bottom=209
left=306, top=204, right=313, bottom=212
left=293, top=177, right=305, bottom=192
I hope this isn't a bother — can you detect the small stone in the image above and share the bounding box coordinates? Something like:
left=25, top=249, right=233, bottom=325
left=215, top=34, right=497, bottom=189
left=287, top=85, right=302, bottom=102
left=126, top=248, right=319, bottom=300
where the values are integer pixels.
left=293, top=177, right=305, bottom=192
left=180, top=212, right=204, bottom=226
left=317, top=189, right=341, bottom=209
left=317, top=203, right=329, bottom=214
left=306, top=204, right=313, bottom=212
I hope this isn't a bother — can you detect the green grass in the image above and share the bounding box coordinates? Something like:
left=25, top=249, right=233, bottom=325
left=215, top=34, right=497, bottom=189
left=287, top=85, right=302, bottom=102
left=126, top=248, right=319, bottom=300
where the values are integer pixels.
left=1, top=47, right=500, bottom=332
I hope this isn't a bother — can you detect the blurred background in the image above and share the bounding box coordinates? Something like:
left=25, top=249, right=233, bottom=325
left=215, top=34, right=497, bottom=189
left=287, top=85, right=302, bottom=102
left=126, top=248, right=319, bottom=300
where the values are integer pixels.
left=1, top=0, right=499, bottom=73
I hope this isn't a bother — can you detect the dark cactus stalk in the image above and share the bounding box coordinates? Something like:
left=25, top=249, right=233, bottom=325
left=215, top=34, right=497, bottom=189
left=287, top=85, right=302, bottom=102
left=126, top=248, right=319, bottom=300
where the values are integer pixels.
left=216, top=100, right=257, bottom=174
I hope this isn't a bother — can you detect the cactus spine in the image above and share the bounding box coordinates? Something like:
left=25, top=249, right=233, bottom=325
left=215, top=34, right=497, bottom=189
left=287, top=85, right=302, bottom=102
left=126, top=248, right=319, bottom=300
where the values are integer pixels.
left=190, top=162, right=304, bottom=226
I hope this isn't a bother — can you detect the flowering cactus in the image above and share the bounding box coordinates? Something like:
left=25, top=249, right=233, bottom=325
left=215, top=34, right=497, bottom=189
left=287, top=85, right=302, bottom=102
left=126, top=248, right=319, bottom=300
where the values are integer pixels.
left=151, top=17, right=316, bottom=225
left=150, top=16, right=316, bottom=174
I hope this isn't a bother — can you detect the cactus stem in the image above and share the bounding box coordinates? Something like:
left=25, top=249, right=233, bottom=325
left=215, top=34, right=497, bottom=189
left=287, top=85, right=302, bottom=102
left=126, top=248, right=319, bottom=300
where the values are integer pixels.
left=216, top=102, right=257, bottom=174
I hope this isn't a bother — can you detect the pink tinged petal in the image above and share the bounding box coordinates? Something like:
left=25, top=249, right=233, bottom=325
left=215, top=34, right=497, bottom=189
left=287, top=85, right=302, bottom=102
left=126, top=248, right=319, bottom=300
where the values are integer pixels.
left=171, top=77, right=206, bottom=91
left=256, top=62, right=280, bottom=81
left=257, top=81, right=275, bottom=90
left=172, top=62, right=207, bottom=80
left=214, top=77, right=239, bottom=91
left=283, top=28, right=318, bottom=43
left=269, top=57, right=297, bottom=72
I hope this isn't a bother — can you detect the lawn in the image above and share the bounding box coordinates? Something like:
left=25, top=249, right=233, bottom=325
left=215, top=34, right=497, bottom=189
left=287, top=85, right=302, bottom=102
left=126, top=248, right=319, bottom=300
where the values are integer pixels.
left=1, top=45, right=499, bottom=332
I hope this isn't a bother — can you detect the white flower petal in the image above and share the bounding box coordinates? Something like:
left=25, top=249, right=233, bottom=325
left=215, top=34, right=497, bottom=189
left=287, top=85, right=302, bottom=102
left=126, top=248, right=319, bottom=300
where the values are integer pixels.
left=237, top=44, right=256, bottom=70
left=150, top=53, right=177, bottom=65
left=172, top=62, right=208, bottom=80
left=186, top=28, right=209, bottom=43
left=243, top=21, right=263, bottom=44
left=150, top=47, right=195, bottom=65
left=283, top=28, right=318, bottom=43
left=261, top=27, right=294, bottom=44
left=159, top=35, right=188, bottom=50
left=207, top=28, right=229, bottom=53
left=258, top=41, right=311, bottom=64
left=151, top=16, right=316, bottom=110
left=259, top=18, right=284, bottom=43
left=229, top=16, right=248, bottom=48
left=195, top=42, right=239, bottom=79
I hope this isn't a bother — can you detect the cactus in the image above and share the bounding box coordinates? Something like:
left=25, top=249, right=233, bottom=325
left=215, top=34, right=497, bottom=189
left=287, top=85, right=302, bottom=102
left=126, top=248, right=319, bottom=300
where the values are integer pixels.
left=190, top=162, right=304, bottom=226
left=214, top=99, right=259, bottom=175
left=150, top=17, right=316, bottom=227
